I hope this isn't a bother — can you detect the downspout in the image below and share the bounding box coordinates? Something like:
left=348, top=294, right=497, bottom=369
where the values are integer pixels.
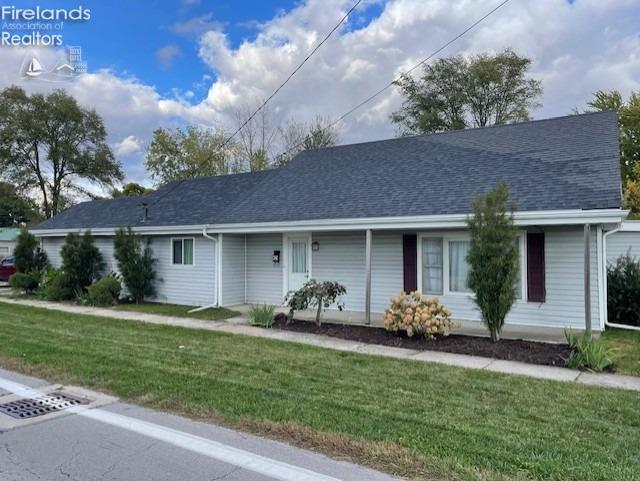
left=603, top=224, right=640, bottom=331
left=188, top=227, right=219, bottom=313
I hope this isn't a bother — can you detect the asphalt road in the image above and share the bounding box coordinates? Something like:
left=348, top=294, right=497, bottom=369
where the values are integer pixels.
left=0, top=368, right=399, bottom=481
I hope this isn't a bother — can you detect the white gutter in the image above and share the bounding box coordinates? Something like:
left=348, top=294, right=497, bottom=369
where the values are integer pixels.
left=188, top=228, right=219, bottom=313
left=602, top=225, right=640, bottom=331
left=201, top=209, right=629, bottom=234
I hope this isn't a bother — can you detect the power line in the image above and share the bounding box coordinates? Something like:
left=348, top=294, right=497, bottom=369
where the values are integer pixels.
left=276, top=0, right=513, bottom=161
left=221, top=0, right=363, bottom=149
left=148, top=0, right=513, bottom=205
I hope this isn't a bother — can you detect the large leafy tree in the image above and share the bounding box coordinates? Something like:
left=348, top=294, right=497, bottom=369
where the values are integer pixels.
left=0, top=182, right=41, bottom=227
left=466, top=183, right=519, bottom=342
left=624, top=163, right=640, bottom=218
left=585, top=90, right=640, bottom=183
left=391, top=49, right=542, bottom=135
left=145, top=126, right=241, bottom=184
left=0, top=86, right=123, bottom=218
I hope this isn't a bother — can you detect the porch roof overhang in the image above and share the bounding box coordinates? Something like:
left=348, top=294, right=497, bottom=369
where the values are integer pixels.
left=30, top=208, right=629, bottom=237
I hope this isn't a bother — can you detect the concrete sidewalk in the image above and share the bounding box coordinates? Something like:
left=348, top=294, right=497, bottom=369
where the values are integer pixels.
left=1, top=296, right=639, bottom=392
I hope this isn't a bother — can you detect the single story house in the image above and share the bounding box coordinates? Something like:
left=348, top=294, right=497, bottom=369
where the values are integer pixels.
left=0, top=227, right=20, bottom=259
left=31, top=111, right=629, bottom=333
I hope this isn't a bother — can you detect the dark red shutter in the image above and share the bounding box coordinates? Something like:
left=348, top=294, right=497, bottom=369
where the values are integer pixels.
left=527, top=233, right=545, bottom=303
left=403, top=234, right=417, bottom=293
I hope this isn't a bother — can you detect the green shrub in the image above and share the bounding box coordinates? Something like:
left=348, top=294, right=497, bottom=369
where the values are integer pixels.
left=607, top=254, right=640, bottom=326
left=565, top=330, right=614, bottom=372
left=466, top=183, right=519, bottom=342
left=13, top=228, right=48, bottom=273
left=60, top=231, right=104, bottom=295
left=285, top=279, right=346, bottom=326
left=87, top=275, right=122, bottom=306
left=248, top=304, right=276, bottom=328
left=32, top=267, right=55, bottom=299
left=45, top=271, right=75, bottom=301
left=383, top=291, right=456, bottom=339
left=9, top=272, right=39, bottom=293
left=113, top=227, right=157, bottom=303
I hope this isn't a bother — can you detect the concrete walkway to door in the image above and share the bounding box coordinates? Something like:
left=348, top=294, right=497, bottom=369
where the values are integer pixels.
left=1, top=296, right=639, bottom=392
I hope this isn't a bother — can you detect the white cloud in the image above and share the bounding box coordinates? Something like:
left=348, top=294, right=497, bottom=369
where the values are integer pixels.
left=114, top=135, right=142, bottom=156
left=155, top=44, right=181, bottom=70
left=197, top=0, right=640, bottom=143
left=171, top=13, right=224, bottom=38
left=0, top=0, right=638, bottom=186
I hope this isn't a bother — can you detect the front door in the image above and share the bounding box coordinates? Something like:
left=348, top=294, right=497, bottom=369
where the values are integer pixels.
left=288, top=235, right=309, bottom=292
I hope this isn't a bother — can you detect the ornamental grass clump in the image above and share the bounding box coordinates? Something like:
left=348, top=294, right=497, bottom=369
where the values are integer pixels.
left=384, top=291, right=455, bottom=339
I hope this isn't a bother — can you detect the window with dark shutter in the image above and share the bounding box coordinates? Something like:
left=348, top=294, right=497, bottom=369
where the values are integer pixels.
left=527, top=233, right=545, bottom=303
left=402, top=234, right=417, bottom=293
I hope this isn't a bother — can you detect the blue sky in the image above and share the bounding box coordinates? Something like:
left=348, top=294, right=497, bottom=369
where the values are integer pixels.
left=13, top=0, right=307, bottom=101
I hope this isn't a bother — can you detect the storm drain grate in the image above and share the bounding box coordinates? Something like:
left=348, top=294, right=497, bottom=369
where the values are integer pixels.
left=0, top=392, right=88, bottom=419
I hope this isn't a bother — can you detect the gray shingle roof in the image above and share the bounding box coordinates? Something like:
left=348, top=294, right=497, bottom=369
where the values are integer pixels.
left=34, top=111, right=622, bottom=230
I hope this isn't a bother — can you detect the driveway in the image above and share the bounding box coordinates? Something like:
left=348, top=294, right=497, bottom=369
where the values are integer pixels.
left=0, top=368, right=398, bottom=481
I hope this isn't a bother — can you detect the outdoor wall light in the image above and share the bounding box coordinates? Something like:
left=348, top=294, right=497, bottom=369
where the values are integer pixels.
left=312, top=241, right=320, bottom=251
left=272, top=250, right=280, bottom=263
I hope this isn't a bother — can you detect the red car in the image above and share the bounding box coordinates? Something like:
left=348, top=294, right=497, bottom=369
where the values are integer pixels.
left=0, top=256, right=16, bottom=282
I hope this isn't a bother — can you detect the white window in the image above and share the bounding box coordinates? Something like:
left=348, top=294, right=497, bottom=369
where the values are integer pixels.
left=172, top=238, right=194, bottom=265
left=291, top=241, right=307, bottom=273
left=448, top=240, right=471, bottom=293
left=421, top=238, right=443, bottom=295
left=419, top=233, right=525, bottom=299
left=515, top=237, right=522, bottom=299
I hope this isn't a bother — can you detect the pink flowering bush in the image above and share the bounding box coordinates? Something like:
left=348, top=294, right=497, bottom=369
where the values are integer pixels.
left=383, top=291, right=455, bottom=339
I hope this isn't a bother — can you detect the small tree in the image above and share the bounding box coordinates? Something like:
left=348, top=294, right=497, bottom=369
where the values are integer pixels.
left=113, top=227, right=157, bottom=303
left=285, top=279, right=346, bottom=326
left=60, top=231, right=104, bottom=295
left=13, top=228, right=48, bottom=273
left=466, top=183, right=519, bottom=342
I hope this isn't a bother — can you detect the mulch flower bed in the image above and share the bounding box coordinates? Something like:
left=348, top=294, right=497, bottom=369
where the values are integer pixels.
left=272, top=316, right=571, bottom=367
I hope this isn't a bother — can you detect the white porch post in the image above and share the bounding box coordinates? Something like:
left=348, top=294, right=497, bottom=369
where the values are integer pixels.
left=365, top=229, right=372, bottom=325
left=584, top=224, right=591, bottom=336
left=217, top=233, right=223, bottom=307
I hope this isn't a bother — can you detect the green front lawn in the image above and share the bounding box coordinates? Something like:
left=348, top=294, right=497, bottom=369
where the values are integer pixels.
left=112, top=302, right=239, bottom=321
left=602, top=328, right=640, bottom=376
left=0, top=301, right=638, bottom=481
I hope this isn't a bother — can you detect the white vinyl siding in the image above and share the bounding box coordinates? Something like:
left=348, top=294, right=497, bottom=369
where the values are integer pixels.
left=41, top=237, right=64, bottom=268
left=245, top=233, right=284, bottom=305
left=39, top=225, right=602, bottom=330
left=149, top=235, right=215, bottom=306
left=311, top=231, right=366, bottom=312
left=221, top=234, right=245, bottom=306
left=42, top=235, right=216, bottom=307
left=370, top=232, right=404, bottom=314
left=606, top=231, right=640, bottom=263
left=42, top=236, right=116, bottom=273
